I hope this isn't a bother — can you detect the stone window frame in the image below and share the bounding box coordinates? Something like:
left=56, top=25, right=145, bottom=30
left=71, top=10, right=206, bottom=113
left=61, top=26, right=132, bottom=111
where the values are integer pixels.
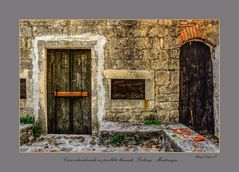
left=104, top=70, right=155, bottom=110
left=32, top=35, right=106, bottom=134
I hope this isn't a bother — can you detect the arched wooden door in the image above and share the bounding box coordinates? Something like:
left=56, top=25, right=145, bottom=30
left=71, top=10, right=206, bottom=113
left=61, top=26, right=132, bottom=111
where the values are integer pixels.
left=179, top=41, right=214, bottom=134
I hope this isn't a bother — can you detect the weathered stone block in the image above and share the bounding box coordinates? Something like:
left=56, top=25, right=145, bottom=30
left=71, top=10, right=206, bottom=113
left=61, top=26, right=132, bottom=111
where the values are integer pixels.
left=20, top=107, right=33, bottom=116
left=169, top=110, right=179, bottom=121
left=20, top=99, right=27, bottom=107
left=20, top=26, right=32, bottom=37
left=107, top=38, right=119, bottom=52
left=168, top=26, right=179, bottom=37
left=136, top=38, right=153, bottom=50
left=19, top=20, right=30, bottom=27
left=157, top=27, right=165, bottom=37
left=148, top=25, right=159, bottom=37
left=160, top=50, right=170, bottom=62
left=20, top=124, right=33, bottom=145
left=52, top=19, right=69, bottom=26
left=167, top=84, right=177, bottom=93
left=151, top=59, right=168, bottom=70
left=157, top=110, right=169, bottom=122
left=32, top=26, right=46, bottom=36
left=159, top=38, right=164, bottom=49
left=20, top=48, right=32, bottom=60
left=134, top=113, right=143, bottom=122
left=139, top=19, right=158, bottom=26
left=68, top=25, right=78, bottom=35
left=141, top=49, right=158, bottom=60
left=156, top=102, right=178, bottom=110
left=155, top=71, right=170, bottom=85
left=78, top=26, right=98, bottom=34
left=142, top=112, right=160, bottom=120
left=20, top=59, right=33, bottom=70
left=155, top=109, right=167, bottom=118
left=105, top=113, right=131, bottom=123
left=156, top=94, right=179, bottom=102
left=168, top=59, right=179, bottom=70
left=19, top=37, right=26, bottom=48
left=169, top=48, right=180, bottom=59
left=26, top=37, right=33, bottom=48
left=132, top=27, right=148, bottom=37
left=27, top=19, right=46, bottom=26
left=164, top=20, right=173, bottom=27
left=149, top=26, right=166, bottom=38
left=69, top=20, right=83, bottom=26
left=163, top=35, right=174, bottom=49
left=170, top=71, right=179, bottom=83
left=158, top=84, right=179, bottom=94
left=157, top=85, right=168, bottom=94
left=152, top=37, right=161, bottom=50
left=113, top=26, right=127, bottom=37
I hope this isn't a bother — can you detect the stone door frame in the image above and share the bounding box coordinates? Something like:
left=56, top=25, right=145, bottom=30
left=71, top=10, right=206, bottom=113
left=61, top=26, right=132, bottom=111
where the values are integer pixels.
left=32, top=35, right=106, bottom=135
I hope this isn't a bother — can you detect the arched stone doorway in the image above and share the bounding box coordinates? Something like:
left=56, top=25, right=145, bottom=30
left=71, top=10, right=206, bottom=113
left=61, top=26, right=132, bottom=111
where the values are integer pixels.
left=179, top=41, right=215, bottom=134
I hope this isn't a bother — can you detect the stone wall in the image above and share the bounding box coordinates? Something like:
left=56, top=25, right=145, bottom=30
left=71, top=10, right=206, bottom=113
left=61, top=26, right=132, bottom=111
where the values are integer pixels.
left=19, top=19, right=219, bottom=133
left=103, top=20, right=180, bottom=124
left=20, top=124, right=33, bottom=145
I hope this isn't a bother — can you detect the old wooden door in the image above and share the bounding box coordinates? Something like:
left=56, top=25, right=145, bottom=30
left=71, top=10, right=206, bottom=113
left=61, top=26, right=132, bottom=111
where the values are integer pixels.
left=47, top=49, right=91, bottom=134
left=179, top=41, right=214, bottom=134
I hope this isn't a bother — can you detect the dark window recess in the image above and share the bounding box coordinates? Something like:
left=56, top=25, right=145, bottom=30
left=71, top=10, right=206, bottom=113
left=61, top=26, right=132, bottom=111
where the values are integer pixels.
left=111, top=79, right=145, bottom=99
left=20, top=79, right=26, bottom=99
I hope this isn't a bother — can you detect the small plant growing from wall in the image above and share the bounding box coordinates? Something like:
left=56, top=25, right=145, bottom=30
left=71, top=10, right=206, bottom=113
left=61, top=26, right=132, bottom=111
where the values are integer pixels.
left=143, top=119, right=161, bottom=125
left=32, top=121, right=42, bottom=138
left=112, top=134, right=125, bottom=146
left=20, top=114, right=35, bottom=124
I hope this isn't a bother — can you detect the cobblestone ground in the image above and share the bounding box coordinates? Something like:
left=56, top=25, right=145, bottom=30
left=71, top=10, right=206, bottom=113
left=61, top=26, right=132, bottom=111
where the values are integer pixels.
left=19, top=134, right=164, bottom=153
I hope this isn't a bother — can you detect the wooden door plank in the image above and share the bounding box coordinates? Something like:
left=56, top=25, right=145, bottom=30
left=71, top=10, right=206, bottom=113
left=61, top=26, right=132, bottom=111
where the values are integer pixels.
left=71, top=51, right=83, bottom=134
left=81, top=52, right=92, bottom=134
left=71, top=50, right=91, bottom=134
left=47, top=50, right=71, bottom=134
left=47, top=50, right=54, bottom=133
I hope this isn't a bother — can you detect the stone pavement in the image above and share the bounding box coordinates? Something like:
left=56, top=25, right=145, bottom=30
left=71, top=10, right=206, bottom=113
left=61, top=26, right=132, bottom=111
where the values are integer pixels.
left=19, top=122, right=219, bottom=153
left=19, top=134, right=164, bottom=153
left=99, top=122, right=219, bottom=152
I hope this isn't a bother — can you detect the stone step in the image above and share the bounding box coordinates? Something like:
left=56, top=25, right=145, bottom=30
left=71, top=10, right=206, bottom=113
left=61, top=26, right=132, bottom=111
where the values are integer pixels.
left=99, top=122, right=219, bottom=152
left=99, top=122, right=164, bottom=146
left=162, top=126, right=219, bottom=152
